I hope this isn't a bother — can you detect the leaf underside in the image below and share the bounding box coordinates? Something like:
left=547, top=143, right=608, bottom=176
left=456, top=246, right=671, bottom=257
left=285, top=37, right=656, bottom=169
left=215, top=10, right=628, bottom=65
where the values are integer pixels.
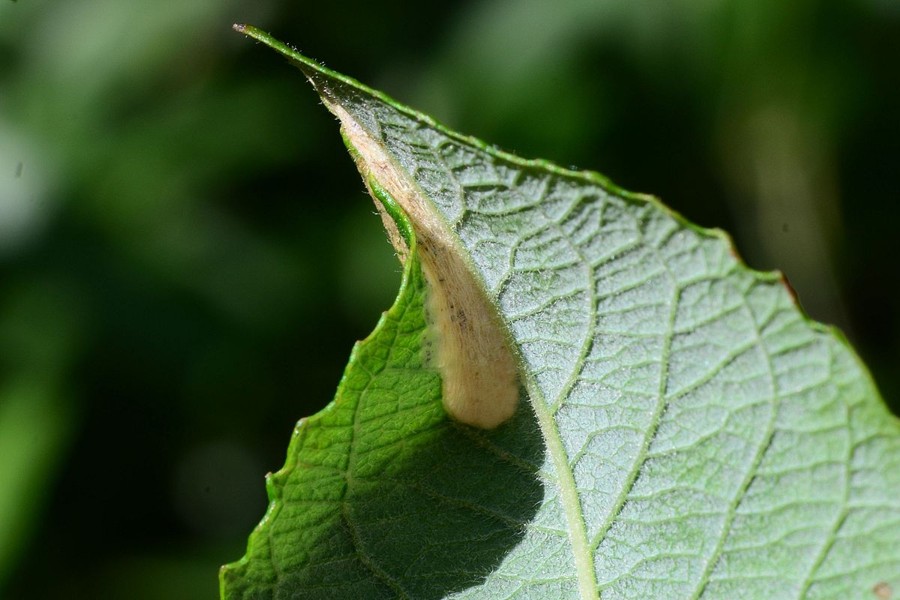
left=222, top=26, right=900, bottom=600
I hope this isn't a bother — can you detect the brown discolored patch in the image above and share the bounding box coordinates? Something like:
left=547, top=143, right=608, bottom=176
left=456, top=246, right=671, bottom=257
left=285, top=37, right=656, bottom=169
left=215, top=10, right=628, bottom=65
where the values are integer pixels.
left=874, top=581, right=893, bottom=599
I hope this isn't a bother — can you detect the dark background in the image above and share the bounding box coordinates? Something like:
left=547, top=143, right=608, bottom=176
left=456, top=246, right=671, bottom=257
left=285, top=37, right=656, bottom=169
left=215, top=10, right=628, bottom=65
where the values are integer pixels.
left=1, top=0, right=898, bottom=598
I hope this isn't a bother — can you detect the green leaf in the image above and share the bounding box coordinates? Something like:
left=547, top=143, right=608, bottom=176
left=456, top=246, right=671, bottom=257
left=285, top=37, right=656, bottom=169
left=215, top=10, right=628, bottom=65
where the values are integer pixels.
left=223, top=25, right=900, bottom=599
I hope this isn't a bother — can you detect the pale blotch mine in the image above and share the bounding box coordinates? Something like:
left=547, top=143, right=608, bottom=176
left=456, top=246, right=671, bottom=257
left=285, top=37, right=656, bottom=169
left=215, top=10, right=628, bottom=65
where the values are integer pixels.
left=327, top=101, right=519, bottom=429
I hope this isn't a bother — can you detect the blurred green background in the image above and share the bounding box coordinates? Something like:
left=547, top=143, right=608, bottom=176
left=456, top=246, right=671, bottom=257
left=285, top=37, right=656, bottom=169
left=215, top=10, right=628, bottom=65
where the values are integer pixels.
left=1, top=0, right=898, bottom=597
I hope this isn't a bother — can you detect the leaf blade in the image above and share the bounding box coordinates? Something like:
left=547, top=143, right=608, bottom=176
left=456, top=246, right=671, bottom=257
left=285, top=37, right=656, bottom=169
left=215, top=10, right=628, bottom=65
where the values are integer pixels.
left=225, top=26, right=900, bottom=599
